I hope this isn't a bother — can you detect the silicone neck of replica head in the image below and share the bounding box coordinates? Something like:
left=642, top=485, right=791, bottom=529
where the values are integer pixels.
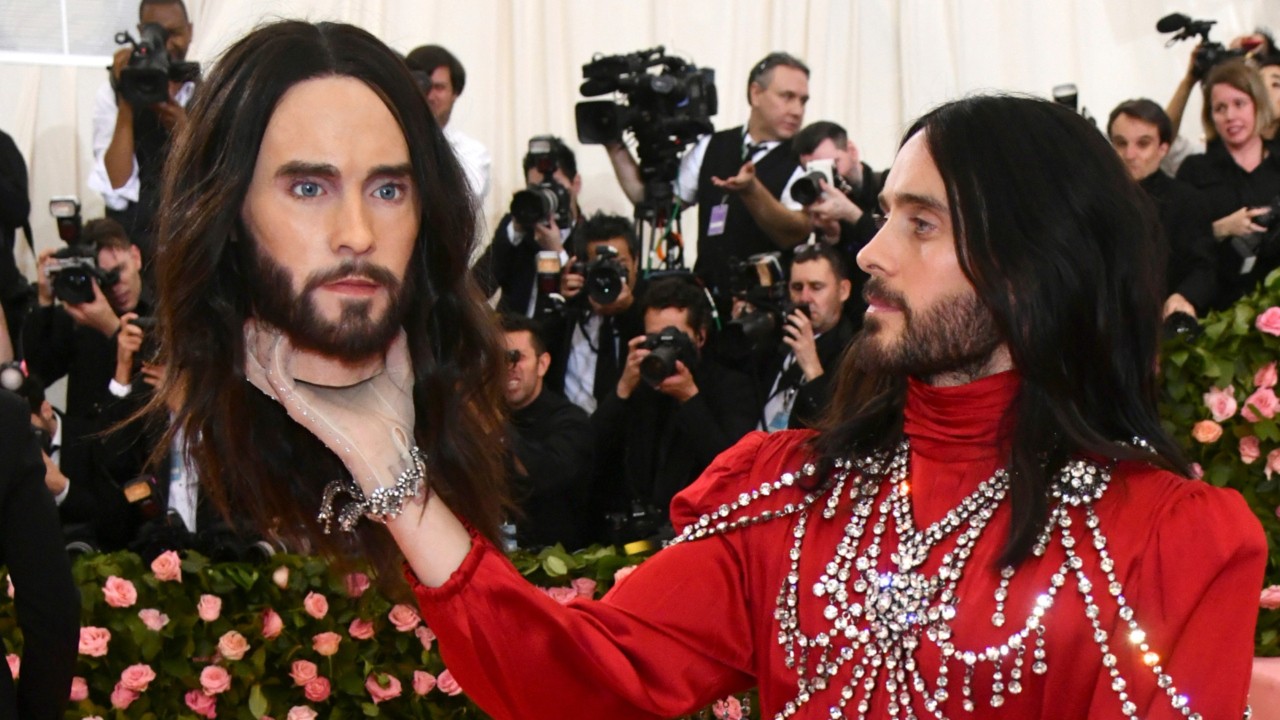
left=288, top=341, right=387, bottom=387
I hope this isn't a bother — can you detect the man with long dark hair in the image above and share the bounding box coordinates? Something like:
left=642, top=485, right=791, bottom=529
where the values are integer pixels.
left=162, top=26, right=1264, bottom=719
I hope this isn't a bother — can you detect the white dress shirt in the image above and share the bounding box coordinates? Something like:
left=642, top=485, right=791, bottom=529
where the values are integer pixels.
left=88, top=80, right=196, bottom=211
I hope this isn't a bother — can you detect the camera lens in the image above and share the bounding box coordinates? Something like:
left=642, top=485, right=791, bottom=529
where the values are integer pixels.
left=791, top=172, right=826, bottom=206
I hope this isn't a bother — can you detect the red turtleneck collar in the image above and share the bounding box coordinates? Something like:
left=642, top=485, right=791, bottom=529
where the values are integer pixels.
left=903, top=370, right=1019, bottom=464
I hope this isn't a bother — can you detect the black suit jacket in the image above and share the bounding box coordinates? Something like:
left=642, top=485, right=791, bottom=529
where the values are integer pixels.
left=0, top=391, right=79, bottom=720
left=474, top=214, right=584, bottom=316
left=541, top=298, right=645, bottom=408
left=56, top=412, right=138, bottom=550
left=756, top=314, right=856, bottom=430
left=508, top=388, right=592, bottom=550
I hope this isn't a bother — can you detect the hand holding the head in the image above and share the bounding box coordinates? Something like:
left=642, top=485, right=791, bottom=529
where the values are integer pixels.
left=243, top=319, right=417, bottom=495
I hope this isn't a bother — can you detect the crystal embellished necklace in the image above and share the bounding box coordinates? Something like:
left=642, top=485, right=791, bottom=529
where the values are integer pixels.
left=670, top=440, right=1203, bottom=720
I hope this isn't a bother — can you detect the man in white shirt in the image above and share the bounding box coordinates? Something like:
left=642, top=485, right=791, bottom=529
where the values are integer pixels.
left=88, top=0, right=197, bottom=262
left=405, top=44, right=492, bottom=204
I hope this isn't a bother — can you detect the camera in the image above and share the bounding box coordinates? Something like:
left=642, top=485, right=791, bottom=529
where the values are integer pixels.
left=114, top=23, right=200, bottom=107
left=1157, top=13, right=1247, bottom=80
left=576, top=46, right=717, bottom=206
left=638, top=325, right=698, bottom=386
left=511, top=137, right=573, bottom=230
left=720, top=253, right=809, bottom=359
left=570, top=245, right=630, bottom=306
left=791, top=158, right=836, bottom=206
left=46, top=198, right=120, bottom=305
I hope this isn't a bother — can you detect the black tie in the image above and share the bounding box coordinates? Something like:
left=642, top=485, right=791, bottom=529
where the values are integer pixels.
left=593, top=317, right=618, bottom=400
left=743, top=142, right=766, bottom=163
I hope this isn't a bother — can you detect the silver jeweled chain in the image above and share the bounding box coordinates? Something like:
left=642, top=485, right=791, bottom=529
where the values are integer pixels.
left=670, top=441, right=1203, bottom=720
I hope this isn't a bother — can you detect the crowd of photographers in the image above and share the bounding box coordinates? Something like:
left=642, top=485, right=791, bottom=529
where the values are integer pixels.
left=3, top=0, right=1280, bottom=564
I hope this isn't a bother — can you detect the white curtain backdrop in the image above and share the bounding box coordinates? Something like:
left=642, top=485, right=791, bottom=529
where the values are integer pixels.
left=0, top=0, right=1277, bottom=279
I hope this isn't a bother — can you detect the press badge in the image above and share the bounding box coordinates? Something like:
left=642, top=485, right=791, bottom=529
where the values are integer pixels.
left=708, top=202, right=728, bottom=236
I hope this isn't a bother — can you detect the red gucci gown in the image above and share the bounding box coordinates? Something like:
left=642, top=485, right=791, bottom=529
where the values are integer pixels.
left=412, top=372, right=1266, bottom=719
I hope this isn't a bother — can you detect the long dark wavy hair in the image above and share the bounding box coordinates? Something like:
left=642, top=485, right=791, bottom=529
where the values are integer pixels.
left=812, top=94, right=1189, bottom=566
left=148, top=20, right=510, bottom=579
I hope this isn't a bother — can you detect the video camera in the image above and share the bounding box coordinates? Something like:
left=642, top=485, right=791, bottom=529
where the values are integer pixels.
left=46, top=197, right=120, bottom=305
left=575, top=46, right=717, bottom=206
left=720, top=253, right=808, bottom=359
left=511, top=136, right=574, bottom=230
left=569, top=245, right=630, bottom=306
left=1157, top=12, right=1248, bottom=80
left=114, top=23, right=200, bottom=107
left=637, top=325, right=698, bottom=386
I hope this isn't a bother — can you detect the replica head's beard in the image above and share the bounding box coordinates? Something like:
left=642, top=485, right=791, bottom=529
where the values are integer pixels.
left=852, top=276, right=1004, bottom=380
left=246, top=243, right=408, bottom=362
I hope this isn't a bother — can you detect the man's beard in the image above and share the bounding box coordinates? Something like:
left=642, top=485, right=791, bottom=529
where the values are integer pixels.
left=852, top=277, right=1003, bottom=381
left=246, top=245, right=408, bottom=361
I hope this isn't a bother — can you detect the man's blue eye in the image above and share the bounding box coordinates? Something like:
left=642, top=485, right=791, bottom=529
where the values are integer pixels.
left=293, top=182, right=322, bottom=197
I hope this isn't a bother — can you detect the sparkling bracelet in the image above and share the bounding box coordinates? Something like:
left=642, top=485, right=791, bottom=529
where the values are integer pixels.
left=317, top=447, right=427, bottom=534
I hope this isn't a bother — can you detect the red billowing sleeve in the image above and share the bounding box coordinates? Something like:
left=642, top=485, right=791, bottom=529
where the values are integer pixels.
left=1088, top=473, right=1267, bottom=719
left=411, top=431, right=786, bottom=720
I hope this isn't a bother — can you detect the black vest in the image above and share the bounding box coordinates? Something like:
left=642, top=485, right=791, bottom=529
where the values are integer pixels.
left=694, top=127, right=799, bottom=302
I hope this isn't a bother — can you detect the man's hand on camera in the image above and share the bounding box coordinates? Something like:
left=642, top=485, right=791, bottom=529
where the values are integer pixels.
left=1213, top=206, right=1269, bottom=239
left=42, top=451, right=69, bottom=496
left=1163, top=293, right=1197, bottom=320
left=712, top=161, right=758, bottom=194
left=533, top=217, right=564, bottom=253
left=654, top=361, right=699, bottom=403
left=115, top=312, right=144, bottom=385
left=140, top=361, right=164, bottom=389
left=111, top=48, right=132, bottom=102
left=782, top=309, right=823, bottom=382
left=560, top=256, right=584, bottom=300
left=153, top=100, right=188, bottom=134
left=64, top=280, right=123, bottom=339
left=616, top=335, right=649, bottom=400
left=36, top=250, right=58, bottom=307
left=808, top=179, right=862, bottom=231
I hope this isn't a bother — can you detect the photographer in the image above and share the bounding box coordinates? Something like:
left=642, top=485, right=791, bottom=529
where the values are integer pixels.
left=1107, top=99, right=1217, bottom=318
left=1175, top=62, right=1280, bottom=309
left=405, top=44, right=491, bottom=203
left=756, top=243, right=854, bottom=431
left=88, top=0, right=196, bottom=260
left=499, top=314, right=591, bottom=550
left=590, top=276, right=755, bottom=544
left=23, top=218, right=153, bottom=427
left=604, top=52, right=812, bottom=313
left=794, top=121, right=882, bottom=254
left=0, top=129, right=32, bottom=351
left=473, top=135, right=584, bottom=316
left=543, top=212, right=643, bottom=415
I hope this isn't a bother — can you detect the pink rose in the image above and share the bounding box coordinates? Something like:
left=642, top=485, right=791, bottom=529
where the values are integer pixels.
left=1257, top=362, right=1279, bottom=389
left=1191, top=420, right=1223, bottom=443
left=1189, top=462, right=1204, bottom=479
left=290, top=660, right=318, bottom=686
left=110, top=683, right=139, bottom=709
left=714, top=696, right=744, bottom=720
left=84, top=717, right=104, bottom=720
left=1268, top=449, right=1280, bottom=480
left=1244, top=386, right=1280, bottom=422
left=119, top=663, right=156, bottom=692
left=184, top=689, right=218, bottom=719
left=272, top=566, right=290, bottom=589
left=571, top=577, right=598, bottom=598
left=1241, top=436, right=1262, bottom=464
left=200, top=665, right=232, bottom=695
left=613, top=565, right=637, bottom=584
left=197, top=594, right=222, bottom=622
left=412, top=670, right=437, bottom=696
left=1257, top=307, right=1280, bottom=335
left=5, top=575, right=12, bottom=598
left=78, top=626, right=111, bottom=657
left=102, top=576, right=138, bottom=608
left=388, top=604, right=421, bottom=632
left=150, top=550, right=183, bottom=582
left=365, top=672, right=403, bottom=704
left=262, top=608, right=283, bottom=640
left=5, top=654, right=17, bottom=679
left=217, top=630, right=251, bottom=661
left=304, top=677, right=331, bottom=703
left=1203, top=385, right=1238, bottom=422
left=1262, top=585, right=1280, bottom=609
left=302, top=592, right=328, bottom=620
left=138, top=608, right=169, bottom=631
left=545, top=586, right=577, bottom=605
left=312, top=632, right=341, bottom=657
left=436, top=668, right=463, bottom=696
left=69, top=676, right=88, bottom=702
left=286, top=707, right=317, bottom=720
left=345, top=572, right=370, bottom=598
left=348, top=618, right=375, bottom=640
left=414, top=625, right=435, bottom=651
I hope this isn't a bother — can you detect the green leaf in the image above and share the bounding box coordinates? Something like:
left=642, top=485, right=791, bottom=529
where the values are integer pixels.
left=542, top=555, right=569, bottom=577
left=249, top=683, right=268, bottom=718
left=363, top=702, right=382, bottom=717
